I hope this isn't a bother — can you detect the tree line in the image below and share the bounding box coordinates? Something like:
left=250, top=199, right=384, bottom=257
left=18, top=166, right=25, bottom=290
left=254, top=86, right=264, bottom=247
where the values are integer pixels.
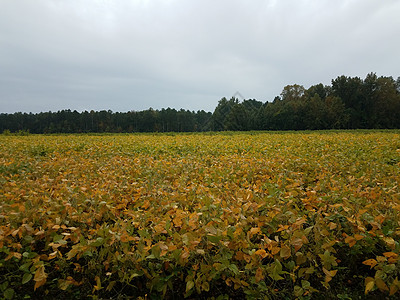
left=0, top=108, right=212, bottom=134
left=1, top=73, right=400, bottom=133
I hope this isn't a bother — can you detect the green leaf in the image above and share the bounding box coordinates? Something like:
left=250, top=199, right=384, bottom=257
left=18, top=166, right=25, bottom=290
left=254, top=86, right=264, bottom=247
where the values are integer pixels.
left=151, top=245, right=161, bottom=259
left=22, top=273, right=33, bottom=284
left=202, top=282, right=210, bottom=292
left=294, top=285, right=304, bottom=297
left=19, top=262, right=32, bottom=272
left=301, top=280, right=310, bottom=290
left=53, top=234, right=64, bottom=242
left=4, top=288, right=15, bottom=300
left=275, top=259, right=283, bottom=273
left=228, top=264, right=239, bottom=275
left=91, top=237, right=104, bottom=247
left=267, top=260, right=284, bottom=281
left=207, top=234, right=221, bottom=244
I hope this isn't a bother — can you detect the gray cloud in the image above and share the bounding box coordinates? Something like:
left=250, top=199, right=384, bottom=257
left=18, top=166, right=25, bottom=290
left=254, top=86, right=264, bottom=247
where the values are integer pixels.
left=1, top=0, right=399, bottom=113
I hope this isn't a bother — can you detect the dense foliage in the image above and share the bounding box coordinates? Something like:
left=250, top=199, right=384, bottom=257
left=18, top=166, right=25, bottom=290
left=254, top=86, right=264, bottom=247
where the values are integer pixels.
left=1, top=73, right=399, bottom=133
left=1, top=132, right=400, bottom=299
left=0, top=109, right=212, bottom=134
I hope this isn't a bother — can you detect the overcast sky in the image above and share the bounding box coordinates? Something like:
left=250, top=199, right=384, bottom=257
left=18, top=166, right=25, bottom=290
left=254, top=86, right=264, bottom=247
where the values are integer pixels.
left=1, top=0, right=399, bottom=113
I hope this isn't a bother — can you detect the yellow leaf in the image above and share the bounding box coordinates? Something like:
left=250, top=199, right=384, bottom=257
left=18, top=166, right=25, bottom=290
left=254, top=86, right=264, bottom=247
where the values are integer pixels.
left=142, top=200, right=150, bottom=210
left=277, top=225, right=289, bottom=232
left=383, top=252, right=397, bottom=258
left=34, top=266, right=47, bottom=282
left=153, top=223, right=167, bottom=234
left=250, top=227, right=261, bottom=236
left=376, top=256, right=386, bottom=263
left=383, top=252, right=398, bottom=263
left=390, top=283, right=399, bottom=296
left=255, top=249, right=268, bottom=259
left=354, top=234, right=364, bottom=241
left=291, top=237, right=303, bottom=252
left=375, top=278, right=389, bottom=292
left=362, top=259, right=377, bottom=269
left=322, top=267, right=337, bottom=277
left=390, top=278, right=400, bottom=296
left=188, top=212, right=199, bottom=229
left=271, top=246, right=281, bottom=255
left=280, top=245, right=291, bottom=259
left=365, top=277, right=375, bottom=295
left=34, top=278, right=46, bottom=291
left=328, top=222, right=337, bottom=230
left=33, top=266, right=47, bottom=290
left=255, top=267, right=264, bottom=283
left=186, top=280, right=194, bottom=293
left=48, top=251, right=58, bottom=260
left=93, top=276, right=102, bottom=291
left=344, top=236, right=356, bottom=247
left=383, top=237, right=396, bottom=249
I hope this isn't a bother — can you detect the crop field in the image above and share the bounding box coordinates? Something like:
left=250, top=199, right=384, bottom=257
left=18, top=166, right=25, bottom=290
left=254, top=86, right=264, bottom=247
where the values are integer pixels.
left=1, top=131, right=400, bottom=299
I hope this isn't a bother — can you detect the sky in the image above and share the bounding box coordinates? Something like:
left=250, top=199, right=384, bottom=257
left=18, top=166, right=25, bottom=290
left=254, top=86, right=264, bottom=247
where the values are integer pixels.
left=1, top=0, right=399, bottom=113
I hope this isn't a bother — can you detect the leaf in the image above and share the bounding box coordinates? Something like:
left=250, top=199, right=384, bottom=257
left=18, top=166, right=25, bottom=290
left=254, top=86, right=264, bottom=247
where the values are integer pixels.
left=375, top=278, right=389, bottom=292
left=250, top=227, right=261, bottom=236
left=34, top=265, right=47, bottom=283
left=390, top=285, right=399, bottom=296
left=268, top=260, right=284, bottom=281
left=383, top=237, right=396, bottom=250
left=106, top=281, right=116, bottom=292
left=390, top=280, right=399, bottom=296
left=66, top=248, right=79, bottom=260
left=4, top=288, right=14, bottom=300
left=328, top=222, right=337, bottom=230
left=201, top=281, right=210, bottom=292
left=365, top=277, right=375, bottom=295
left=186, top=280, right=194, bottom=293
left=255, top=267, right=264, bottom=283
left=142, top=200, right=150, bottom=210
left=59, top=279, right=71, bottom=291
left=22, top=273, right=33, bottom=284
left=322, top=267, right=338, bottom=277
left=188, top=212, right=199, bottom=229
left=280, top=245, right=291, bottom=259
left=255, top=249, right=268, bottom=259
left=34, top=278, right=46, bottom=291
left=344, top=235, right=356, bottom=247
left=354, top=234, right=364, bottom=241
left=301, top=280, right=311, bottom=289
left=362, top=259, right=377, bottom=269
left=207, top=234, right=221, bottom=244
left=383, top=252, right=397, bottom=258
left=93, top=276, right=102, bottom=291
left=229, top=264, right=239, bottom=275
left=291, top=237, right=303, bottom=252
left=294, top=285, right=304, bottom=297
left=271, top=246, right=281, bottom=255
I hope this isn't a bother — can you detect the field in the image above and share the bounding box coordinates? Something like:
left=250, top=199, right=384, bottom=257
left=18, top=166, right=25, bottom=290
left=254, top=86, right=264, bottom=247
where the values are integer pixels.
left=1, top=131, right=400, bottom=299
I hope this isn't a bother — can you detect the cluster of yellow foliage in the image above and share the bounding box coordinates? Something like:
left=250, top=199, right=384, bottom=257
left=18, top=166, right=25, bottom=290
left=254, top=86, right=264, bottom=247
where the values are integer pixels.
left=0, top=132, right=399, bottom=299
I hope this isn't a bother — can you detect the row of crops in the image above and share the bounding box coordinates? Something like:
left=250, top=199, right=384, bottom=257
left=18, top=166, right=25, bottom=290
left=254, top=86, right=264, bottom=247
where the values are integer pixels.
left=1, top=131, right=400, bottom=299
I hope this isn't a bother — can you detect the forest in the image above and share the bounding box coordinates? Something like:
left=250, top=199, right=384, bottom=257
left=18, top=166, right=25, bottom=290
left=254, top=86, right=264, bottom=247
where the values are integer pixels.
left=1, top=73, right=400, bottom=133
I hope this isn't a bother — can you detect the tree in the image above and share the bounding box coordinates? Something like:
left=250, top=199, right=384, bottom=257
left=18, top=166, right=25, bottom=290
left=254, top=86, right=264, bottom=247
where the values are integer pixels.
left=211, top=97, right=238, bottom=130
left=280, top=84, right=305, bottom=102
left=225, top=104, right=248, bottom=131
left=332, top=75, right=364, bottom=128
